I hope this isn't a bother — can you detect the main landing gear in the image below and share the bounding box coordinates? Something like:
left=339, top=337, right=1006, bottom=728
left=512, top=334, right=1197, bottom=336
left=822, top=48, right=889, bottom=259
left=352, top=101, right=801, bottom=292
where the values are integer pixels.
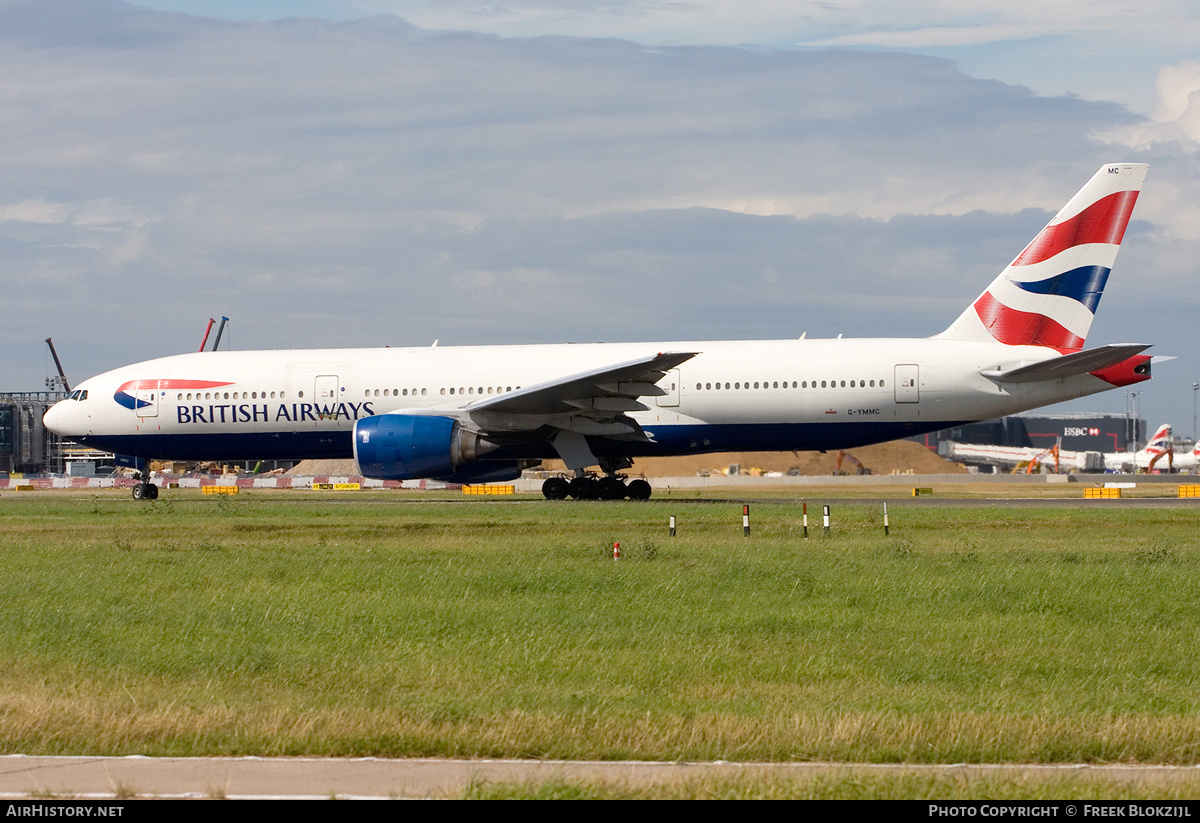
left=541, top=474, right=652, bottom=501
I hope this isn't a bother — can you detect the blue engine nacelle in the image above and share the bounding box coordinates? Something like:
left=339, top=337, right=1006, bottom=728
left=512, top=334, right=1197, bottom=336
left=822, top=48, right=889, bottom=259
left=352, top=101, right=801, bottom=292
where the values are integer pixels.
left=353, top=413, right=500, bottom=481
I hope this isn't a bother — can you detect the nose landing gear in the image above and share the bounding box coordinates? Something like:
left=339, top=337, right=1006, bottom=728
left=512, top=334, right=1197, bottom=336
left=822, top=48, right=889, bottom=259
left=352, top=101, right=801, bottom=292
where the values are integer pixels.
left=132, top=481, right=159, bottom=500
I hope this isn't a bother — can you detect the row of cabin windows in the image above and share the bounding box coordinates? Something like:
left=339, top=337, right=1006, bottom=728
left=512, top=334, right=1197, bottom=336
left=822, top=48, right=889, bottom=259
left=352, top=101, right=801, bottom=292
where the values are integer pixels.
left=363, top=386, right=521, bottom=398
left=695, top=379, right=885, bottom=391
left=366, top=388, right=428, bottom=397
left=178, top=390, right=290, bottom=401
left=171, top=379, right=884, bottom=403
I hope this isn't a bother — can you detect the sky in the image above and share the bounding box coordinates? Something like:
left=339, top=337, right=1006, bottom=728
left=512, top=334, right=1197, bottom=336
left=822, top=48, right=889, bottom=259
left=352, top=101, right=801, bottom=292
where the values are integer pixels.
left=2, top=0, right=1199, bottom=437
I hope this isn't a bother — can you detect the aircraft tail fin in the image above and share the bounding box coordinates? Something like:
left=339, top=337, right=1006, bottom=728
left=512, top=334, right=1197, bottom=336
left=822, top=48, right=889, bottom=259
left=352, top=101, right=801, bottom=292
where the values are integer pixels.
left=1142, top=423, right=1172, bottom=456
left=938, top=163, right=1148, bottom=351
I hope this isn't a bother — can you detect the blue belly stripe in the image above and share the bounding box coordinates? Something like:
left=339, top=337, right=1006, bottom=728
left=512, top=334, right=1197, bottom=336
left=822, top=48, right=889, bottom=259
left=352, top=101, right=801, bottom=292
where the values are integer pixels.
left=74, top=419, right=967, bottom=466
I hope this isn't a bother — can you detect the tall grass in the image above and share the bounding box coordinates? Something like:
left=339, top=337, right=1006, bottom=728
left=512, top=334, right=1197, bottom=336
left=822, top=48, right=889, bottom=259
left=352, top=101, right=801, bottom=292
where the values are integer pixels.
left=1, top=492, right=1198, bottom=761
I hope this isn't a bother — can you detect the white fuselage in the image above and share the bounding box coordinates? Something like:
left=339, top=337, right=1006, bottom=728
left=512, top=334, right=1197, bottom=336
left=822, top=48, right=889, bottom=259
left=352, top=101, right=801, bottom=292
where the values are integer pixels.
left=43, top=336, right=1131, bottom=469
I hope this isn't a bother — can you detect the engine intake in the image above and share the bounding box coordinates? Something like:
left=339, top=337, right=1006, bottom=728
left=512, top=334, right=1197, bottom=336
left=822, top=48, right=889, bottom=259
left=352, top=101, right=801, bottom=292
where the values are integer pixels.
left=353, top=414, right=498, bottom=480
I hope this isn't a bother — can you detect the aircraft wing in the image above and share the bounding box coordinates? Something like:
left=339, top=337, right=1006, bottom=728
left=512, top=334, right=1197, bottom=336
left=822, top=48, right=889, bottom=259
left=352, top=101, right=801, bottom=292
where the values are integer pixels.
left=388, top=350, right=699, bottom=437
left=466, top=351, right=696, bottom=414
left=981, top=344, right=1150, bottom=384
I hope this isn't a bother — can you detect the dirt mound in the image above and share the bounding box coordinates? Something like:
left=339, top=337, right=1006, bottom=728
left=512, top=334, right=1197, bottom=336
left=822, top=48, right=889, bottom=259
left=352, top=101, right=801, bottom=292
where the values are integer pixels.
left=544, top=439, right=965, bottom=477
left=286, top=459, right=360, bottom=476
left=286, top=441, right=965, bottom=478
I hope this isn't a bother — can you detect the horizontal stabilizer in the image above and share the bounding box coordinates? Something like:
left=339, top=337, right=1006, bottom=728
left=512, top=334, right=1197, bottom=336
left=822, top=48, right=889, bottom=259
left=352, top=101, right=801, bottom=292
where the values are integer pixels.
left=981, top=343, right=1150, bottom=383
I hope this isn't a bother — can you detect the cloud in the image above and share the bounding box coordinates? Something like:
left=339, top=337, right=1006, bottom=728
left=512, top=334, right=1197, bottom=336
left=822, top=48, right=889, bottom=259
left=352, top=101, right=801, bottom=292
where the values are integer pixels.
left=0, top=198, right=71, bottom=225
left=0, top=0, right=1196, bottom=430
left=1105, top=61, right=1200, bottom=150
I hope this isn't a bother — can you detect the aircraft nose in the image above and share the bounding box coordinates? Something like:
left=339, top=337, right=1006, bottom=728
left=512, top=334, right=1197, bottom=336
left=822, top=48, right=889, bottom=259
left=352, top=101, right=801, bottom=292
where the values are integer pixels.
left=43, top=401, right=67, bottom=435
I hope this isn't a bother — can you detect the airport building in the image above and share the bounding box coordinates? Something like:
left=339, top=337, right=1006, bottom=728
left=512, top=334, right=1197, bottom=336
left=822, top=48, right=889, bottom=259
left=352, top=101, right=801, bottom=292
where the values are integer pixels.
left=0, top=391, right=65, bottom=475
left=919, top=413, right=1145, bottom=454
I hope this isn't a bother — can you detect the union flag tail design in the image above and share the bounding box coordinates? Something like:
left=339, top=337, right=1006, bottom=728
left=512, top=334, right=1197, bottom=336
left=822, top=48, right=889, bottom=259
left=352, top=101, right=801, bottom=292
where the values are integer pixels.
left=939, top=164, right=1148, bottom=351
left=1143, top=423, right=1173, bottom=457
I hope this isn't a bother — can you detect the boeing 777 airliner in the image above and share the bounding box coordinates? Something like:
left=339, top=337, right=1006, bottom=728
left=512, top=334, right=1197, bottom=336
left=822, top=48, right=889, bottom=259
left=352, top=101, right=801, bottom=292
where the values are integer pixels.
left=44, top=164, right=1154, bottom=500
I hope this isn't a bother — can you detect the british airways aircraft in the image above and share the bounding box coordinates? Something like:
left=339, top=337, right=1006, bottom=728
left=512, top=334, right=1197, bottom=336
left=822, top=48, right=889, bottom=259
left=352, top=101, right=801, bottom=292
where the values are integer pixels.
left=944, top=423, right=1179, bottom=473
left=44, top=163, right=1154, bottom=500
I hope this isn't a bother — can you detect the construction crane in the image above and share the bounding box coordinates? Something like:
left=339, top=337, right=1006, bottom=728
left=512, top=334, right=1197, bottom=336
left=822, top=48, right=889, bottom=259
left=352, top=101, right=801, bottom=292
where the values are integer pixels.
left=198, top=317, right=215, bottom=352
left=211, top=316, right=229, bottom=351
left=44, top=338, right=70, bottom=393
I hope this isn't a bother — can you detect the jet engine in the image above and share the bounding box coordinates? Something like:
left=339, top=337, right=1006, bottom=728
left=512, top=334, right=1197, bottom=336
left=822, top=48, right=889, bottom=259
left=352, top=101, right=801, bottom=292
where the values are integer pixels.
left=353, top=414, right=498, bottom=480
left=441, top=461, right=533, bottom=484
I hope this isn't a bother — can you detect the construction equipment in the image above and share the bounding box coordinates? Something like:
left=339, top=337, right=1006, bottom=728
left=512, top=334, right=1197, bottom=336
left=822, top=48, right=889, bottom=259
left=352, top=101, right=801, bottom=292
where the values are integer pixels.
left=198, top=317, right=215, bottom=352
left=211, top=316, right=229, bottom=351
left=44, top=338, right=70, bottom=393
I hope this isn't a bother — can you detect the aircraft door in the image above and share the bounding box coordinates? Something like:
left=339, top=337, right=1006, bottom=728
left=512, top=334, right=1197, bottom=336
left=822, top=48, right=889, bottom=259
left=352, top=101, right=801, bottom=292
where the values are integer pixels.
left=314, top=375, right=340, bottom=418
left=135, top=381, right=159, bottom=418
left=894, top=365, right=919, bottom=403
left=656, top=369, right=680, bottom=407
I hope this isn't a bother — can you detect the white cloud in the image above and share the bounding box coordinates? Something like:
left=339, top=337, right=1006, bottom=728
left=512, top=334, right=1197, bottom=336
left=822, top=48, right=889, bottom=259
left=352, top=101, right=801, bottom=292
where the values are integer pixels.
left=1, top=0, right=1197, bottom=428
left=1102, top=61, right=1200, bottom=150
left=0, top=198, right=71, bottom=225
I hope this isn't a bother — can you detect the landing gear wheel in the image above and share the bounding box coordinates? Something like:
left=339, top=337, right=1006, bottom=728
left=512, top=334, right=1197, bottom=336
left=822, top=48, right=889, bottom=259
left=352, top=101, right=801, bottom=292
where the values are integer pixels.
left=132, top=482, right=159, bottom=501
left=567, top=477, right=595, bottom=500
left=626, top=479, right=652, bottom=501
left=596, top=476, right=627, bottom=500
left=542, top=477, right=569, bottom=500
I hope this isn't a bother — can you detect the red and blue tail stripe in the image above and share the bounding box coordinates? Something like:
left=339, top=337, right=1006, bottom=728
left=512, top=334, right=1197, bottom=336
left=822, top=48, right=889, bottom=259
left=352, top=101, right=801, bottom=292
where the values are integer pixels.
left=938, top=164, right=1148, bottom=351
left=1011, top=190, right=1139, bottom=266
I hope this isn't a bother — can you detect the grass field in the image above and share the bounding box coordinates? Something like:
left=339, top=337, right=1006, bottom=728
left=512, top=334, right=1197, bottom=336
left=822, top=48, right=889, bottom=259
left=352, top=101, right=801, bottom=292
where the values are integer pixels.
left=2, top=490, right=1199, bottom=775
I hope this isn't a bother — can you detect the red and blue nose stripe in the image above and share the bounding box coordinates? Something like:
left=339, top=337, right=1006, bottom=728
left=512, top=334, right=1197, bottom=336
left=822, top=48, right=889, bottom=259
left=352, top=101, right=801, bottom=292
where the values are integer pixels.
left=113, top=379, right=234, bottom=411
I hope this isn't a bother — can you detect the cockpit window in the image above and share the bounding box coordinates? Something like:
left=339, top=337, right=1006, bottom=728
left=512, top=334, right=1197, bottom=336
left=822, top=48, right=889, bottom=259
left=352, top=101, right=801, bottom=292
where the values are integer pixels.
left=68, top=390, right=88, bottom=401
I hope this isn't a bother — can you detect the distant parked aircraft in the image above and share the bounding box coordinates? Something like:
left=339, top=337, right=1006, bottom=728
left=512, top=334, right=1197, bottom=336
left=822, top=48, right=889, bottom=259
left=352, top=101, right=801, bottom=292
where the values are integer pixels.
left=945, top=424, right=1193, bottom=473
